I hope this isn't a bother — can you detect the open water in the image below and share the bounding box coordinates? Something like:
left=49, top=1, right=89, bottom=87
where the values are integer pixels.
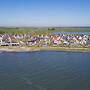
left=0, top=51, right=90, bottom=90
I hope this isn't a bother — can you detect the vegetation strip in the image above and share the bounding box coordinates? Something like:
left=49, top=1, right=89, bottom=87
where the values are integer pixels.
left=0, top=47, right=90, bottom=52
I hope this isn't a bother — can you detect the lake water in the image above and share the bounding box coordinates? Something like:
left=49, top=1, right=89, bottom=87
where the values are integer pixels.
left=53, top=32, right=90, bottom=35
left=0, top=51, right=90, bottom=90
left=80, top=27, right=90, bottom=30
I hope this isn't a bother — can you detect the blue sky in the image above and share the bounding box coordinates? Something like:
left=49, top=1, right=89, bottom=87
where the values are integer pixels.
left=0, top=0, right=90, bottom=27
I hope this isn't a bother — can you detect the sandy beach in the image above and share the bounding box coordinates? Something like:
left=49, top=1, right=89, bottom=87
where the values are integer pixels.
left=0, top=46, right=90, bottom=52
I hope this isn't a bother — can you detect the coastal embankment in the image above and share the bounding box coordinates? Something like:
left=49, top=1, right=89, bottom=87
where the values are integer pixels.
left=0, top=46, right=90, bottom=52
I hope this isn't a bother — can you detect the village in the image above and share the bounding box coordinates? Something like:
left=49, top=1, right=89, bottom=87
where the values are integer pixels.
left=0, top=33, right=90, bottom=48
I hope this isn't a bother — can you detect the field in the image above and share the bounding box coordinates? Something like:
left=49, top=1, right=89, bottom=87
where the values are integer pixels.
left=0, top=27, right=90, bottom=35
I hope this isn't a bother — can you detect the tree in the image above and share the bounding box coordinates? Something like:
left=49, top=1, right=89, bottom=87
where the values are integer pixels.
left=48, top=28, right=55, bottom=31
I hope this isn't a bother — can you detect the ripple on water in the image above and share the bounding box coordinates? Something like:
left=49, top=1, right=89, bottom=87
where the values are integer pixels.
left=0, top=51, right=90, bottom=90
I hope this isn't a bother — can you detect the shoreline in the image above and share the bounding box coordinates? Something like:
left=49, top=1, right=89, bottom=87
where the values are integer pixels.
left=0, top=46, right=90, bottom=53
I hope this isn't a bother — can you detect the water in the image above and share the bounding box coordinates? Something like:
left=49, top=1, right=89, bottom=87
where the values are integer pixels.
left=80, top=27, right=90, bottom=30
left=0, top=51, right=90, bottom=90
left=53, top=32, right=90, bottom=35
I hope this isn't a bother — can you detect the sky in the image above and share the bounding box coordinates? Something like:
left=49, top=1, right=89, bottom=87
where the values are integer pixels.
left=0, top=0, right=90, bottom=27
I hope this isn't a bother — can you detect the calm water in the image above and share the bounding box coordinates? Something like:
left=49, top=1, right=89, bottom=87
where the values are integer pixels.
left=53, top=32, right=90, bottom=35
left=0, top=51, right=90, bottom=90
left=80, top=27, right=90, bottom=30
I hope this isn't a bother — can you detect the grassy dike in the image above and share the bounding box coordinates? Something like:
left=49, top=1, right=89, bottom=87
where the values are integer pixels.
left=0, top=46, right=90, bottom=52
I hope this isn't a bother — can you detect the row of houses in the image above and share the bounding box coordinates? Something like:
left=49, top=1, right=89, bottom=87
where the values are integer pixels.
left=0, top=34, right=90, bottom=47
left=0, top=34, right=19, bottom=46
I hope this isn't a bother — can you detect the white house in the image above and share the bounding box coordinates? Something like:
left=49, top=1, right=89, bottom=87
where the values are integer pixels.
left=0, top=37, right=3, bottom=46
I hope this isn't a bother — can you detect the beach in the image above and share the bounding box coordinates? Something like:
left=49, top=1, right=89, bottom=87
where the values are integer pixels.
left=0, top=46, right=90, bottom=52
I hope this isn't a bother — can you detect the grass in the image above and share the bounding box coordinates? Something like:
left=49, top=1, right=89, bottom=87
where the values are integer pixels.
left=29, top=46, right=90, bottom=52
left=0, top=46, right=90, bottom=52
left=0, top=27, right=90, bottom=35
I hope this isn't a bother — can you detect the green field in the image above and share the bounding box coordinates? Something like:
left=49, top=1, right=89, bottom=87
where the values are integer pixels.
left=0, top=27, right=90, bottom=35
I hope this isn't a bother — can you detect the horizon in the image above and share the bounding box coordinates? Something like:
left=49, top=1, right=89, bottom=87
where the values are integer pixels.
left=0, top=0, right=90, bottom=27
left=0, top=26, right=90, bottom=28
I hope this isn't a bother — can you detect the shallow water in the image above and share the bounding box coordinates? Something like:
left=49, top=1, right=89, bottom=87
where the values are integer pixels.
left=0, top=51, right=90, bottom=90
